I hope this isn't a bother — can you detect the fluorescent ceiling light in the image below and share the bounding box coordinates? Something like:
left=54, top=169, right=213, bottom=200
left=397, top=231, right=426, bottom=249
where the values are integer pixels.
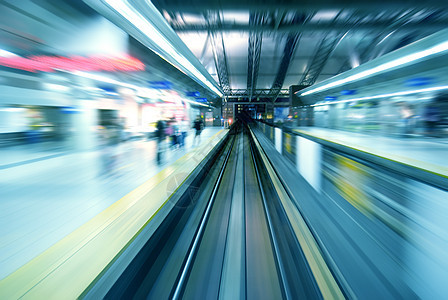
left=72, top=71, right=137, bottom=89
left=0, top=49, right=18, bottom=57
left=222, top=12, right=249, bottom=23
left=311, top=85, right=448, bottom=107
left=43, top=83, right=71, bottom=92
left=311, top=10, right=339, bottom=22
left=180, top=13, right=205, bottom=24
left=182, top=98, right=210, bottom=107
left=302, top=40, right=448, bottom=96
left=0, top=107, right=25, bottom=112
left=378, top=31, right=395, bottom=45
left=104, top=0, right=223, bottom=97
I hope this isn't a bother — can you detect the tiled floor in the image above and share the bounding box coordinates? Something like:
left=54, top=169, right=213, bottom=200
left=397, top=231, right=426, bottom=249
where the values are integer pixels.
left=0, top=127, right=224, bottom=280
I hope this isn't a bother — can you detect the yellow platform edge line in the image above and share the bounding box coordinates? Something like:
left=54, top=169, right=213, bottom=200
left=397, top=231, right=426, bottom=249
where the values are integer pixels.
left=250, top=128, right=345, bottom=300
left=293, top=128, right=448, bottom=179
left=0, top=129, right=228, bottom=300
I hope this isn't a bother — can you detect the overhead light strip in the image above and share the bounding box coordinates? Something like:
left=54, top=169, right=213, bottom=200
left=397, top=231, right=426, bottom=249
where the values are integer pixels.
left=0, top=49, right=19, bottom=57
left=301, top=40, right=448, bottom=97
left=72, top=71, right=137, bottom=89
left=311, top=85, right=448, bottom=107
left=104, top=0, right=223, bottom=97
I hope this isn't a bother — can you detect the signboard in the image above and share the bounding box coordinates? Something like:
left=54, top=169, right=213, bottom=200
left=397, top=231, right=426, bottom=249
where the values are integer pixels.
left=0, top=55, right=145, bottom=72
left=186, top=91, right=200, bottom=97
left=148, top=81, right=172, bottom=89
left=405, top=77, right=434, bottom=87
left=61, top=106, right=81, bottom=114
left=341, top=90, right=357, bottom=95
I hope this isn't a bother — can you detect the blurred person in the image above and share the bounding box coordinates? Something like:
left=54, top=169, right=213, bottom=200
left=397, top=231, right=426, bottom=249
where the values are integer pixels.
left=179, top=118, right=189, bottom=148
left=99, top=126, right=118, bottom=177
left=26, top=110, right=43, bottom=144
left=156, top=119, right=167, bottom=164
left=118, top=117, right=127, bottom=142
left=192, top=116, right=203, bottom=146
left=424, top=102, right=440, bottom=137
left=398, top=102, right=415, bottom=136
left=169, top=118, right=180, bottom=149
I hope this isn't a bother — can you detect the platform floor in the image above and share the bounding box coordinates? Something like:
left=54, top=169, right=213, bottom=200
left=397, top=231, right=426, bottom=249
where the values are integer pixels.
left=0, top=127, right=223, bottom=280
left=293, top=127, right=448, bottom=177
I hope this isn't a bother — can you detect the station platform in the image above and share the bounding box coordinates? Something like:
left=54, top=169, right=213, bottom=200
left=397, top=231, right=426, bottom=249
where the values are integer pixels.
left=1, top=122, right=447, bottom=299
left=292, top=126, right=448, bottom=178
left=251, top=122, right=448, bottom=299
left=0, top=127, right=224, bottom=281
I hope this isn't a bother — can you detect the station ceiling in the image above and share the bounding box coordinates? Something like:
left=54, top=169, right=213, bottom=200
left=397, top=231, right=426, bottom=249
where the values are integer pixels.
left=1, top=0, right=448, bottom=106
left=151, top=0, right=448, bottom=102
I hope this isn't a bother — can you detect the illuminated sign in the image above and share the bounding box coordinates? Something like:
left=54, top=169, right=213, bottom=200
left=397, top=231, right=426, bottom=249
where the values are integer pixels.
left=0, top=55, right=145, bottom=72
left=341, top=90, right=357, bottom=95
left=196, top=98, right=208, bottom=103
left=405, top=77, right=434, bottom=87
left=61, top=106, right=81, bottom=114
left=186, top=91, right=200, bottom=97
left=148, top=81, right=172, bottom=89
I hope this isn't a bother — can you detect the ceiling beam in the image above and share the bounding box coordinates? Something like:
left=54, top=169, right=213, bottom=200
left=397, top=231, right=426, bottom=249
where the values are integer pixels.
left=270, top=13, right=310, bottom=102
left=270, top=33, right=300, bottom=101
left=199, top=32, right=210, bottom=62
left=299, top=11, right=346, bottom=85
left=170, top=21, right=448, bottom=33
left=153, top=0, right=448, bottom=13
left=300, top=33, right=344, bottom=85
left=337, top=8, right=425, bottom=73
left=226, top=88, right=289, bottom=98
left=247, top=12, right=263, bottom=101
left=207, top=12, right=231, bottom=93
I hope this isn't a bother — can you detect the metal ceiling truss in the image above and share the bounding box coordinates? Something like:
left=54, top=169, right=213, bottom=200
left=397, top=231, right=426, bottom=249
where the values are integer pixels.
left=270, top=13, right=310, bottom=102
left=337, top=8, right=428, bottom=74
left=170, top=20, right=448, bottom=33
left=299, top=32, right=345, bottom=86
left=337, top=32, right=382, bottom=74
left=199, top=32, right=211, bottom=62
left=226, top=88, right=289, bottom=98
left=247, top=12, right=263, bottom=101
left=206, top=12, right=231, bottom=94
left=168, top=5, right=448, bottom=33
left=155, top=3, right=448, bottom=103
left=153, top=0, right=448, bottom=13
left=299, top=10, right=349, bottom=86
left=270, top=33, right=300, bottom=99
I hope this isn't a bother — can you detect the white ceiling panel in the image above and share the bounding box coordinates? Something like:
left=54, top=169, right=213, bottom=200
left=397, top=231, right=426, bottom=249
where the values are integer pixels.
left=227, top=58, right=247, bottom=74
left=295, top=37, right=321, bottom=56
left=287, top=58, right=309, bottom=75
left=258, top=58, right=281, bottom=75
left=229, top=75, right=247, bottom=89
left=256, top=75, right=276, bottom=89
left=221, top=11, right=250, bottom=24
left=320, top=58, right=345, bottom=74
left=260, top=36, right=285, bottom=58
left=222, top=32, right=248, bottom=55
left=178, top=32, right=209, bottom=57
